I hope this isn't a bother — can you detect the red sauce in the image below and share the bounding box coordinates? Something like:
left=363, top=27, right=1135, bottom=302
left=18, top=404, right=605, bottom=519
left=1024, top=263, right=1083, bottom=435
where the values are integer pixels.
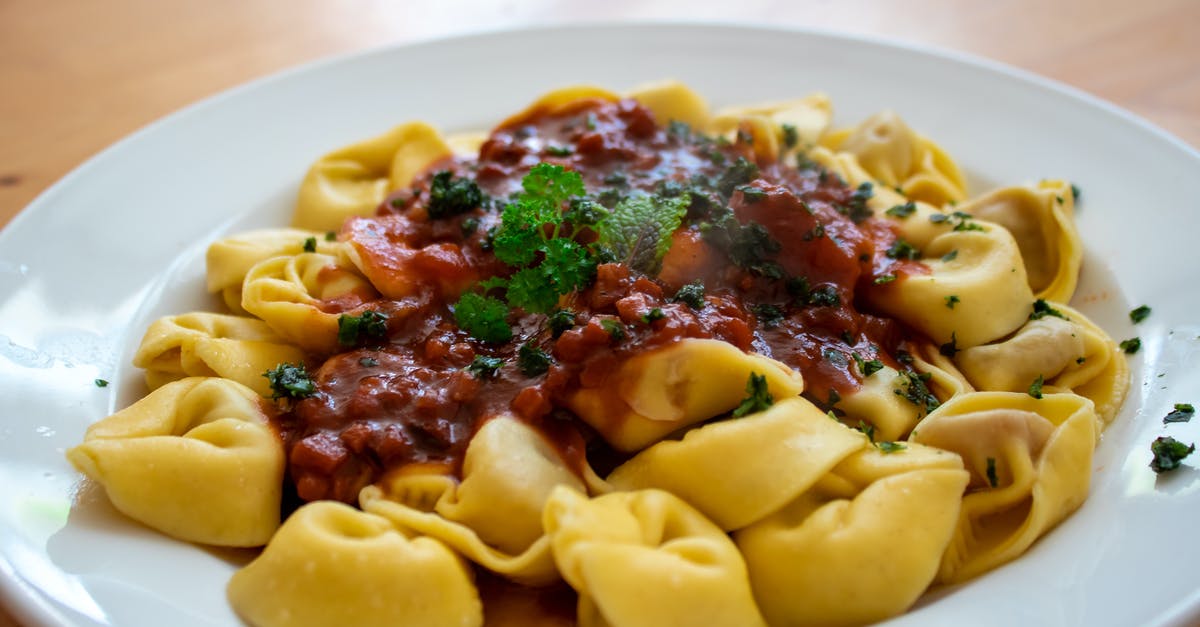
left=273, top=97, right=929, bottom=504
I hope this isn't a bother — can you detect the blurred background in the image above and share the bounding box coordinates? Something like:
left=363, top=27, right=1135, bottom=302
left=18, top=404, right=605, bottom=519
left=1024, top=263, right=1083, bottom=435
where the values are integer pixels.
left=0, top=0, right=1196, bottom=624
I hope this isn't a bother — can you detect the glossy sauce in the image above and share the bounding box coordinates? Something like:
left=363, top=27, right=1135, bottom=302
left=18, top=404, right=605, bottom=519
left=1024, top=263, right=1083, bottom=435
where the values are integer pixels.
left=274, top=97, right=928, bottom=504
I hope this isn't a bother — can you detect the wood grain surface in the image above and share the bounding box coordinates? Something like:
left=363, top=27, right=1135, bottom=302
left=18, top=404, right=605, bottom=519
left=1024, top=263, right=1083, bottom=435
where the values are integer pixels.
left=0, top=0, right=1197, bottom=625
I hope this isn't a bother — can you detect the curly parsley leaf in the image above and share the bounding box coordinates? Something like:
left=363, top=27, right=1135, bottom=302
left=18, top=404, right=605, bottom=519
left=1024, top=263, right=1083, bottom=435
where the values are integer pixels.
left=466, top=355, right=504, bottom=379
left=1130, top=305, right=1152, bottom=324
left=733, top=372, right=774, bottom=417
left=1150, top=436, right=1195, bottom=473
left=517, top=343, right=552, bottom=377
left=674, top=280, right=706, bottom=309
left=337, top=310, right=389, bottom=347
left=428, top=170, right=485, bottom=218
left=454, top=292, right=513, bottom=344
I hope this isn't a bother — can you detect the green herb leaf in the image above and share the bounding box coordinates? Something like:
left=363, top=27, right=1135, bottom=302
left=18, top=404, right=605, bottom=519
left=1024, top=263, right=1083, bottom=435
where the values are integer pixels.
left=885, top=202, right=916, bottom=219
left=1030, top=299, right=1068, bottom=321
left=752, top=303, right=786, bottom=329
left=885, top=238, right=921, bottom=260
left=600, top=319, right=626, bottom=341
left=939, top=332, right=959, bottom=358
left=873, top=274, right=897, bottom=285
left=337, top=310, right=389, bottom=347
left=781, top=124, right=799, bottom=149
left=1164, top=403, right=1195, bottom=424
left=940, top=249, right=958, bottom=262
left=454, top=293, right=512, bottom=344
left=986, top=457, right=999, bottom=487
left=517, top=343, right=552, bottom=377
left=302, top=236, right=317, bottom=253
left=857, top=420, right=876, bottom=443
left=641, top=307, right=666, bottom=324
left=877, top=441, right=906, bottom=454
left=1119, top=337, right=1141, bottom=354
left=1150, top=436, right=1195, bottom=473
left=894, top=370, right=940, bottom=415
left=1028, top=374, right=1045, bottom=399
left=674, top=280, right=706, bottom=310
left=716, top=157, right=759, bottom=197
left=596, top=191, right=689, bottom=275
left=94, top=378, right=109, bottom=388
left=945, top=295, right=960, bottom=309
left=264, top=363, right=316, bottom=401
left=548, top=309, right=576, bottom=338
left=733, top=372, right=774, bottom=417
left=807, top=285, right=840, bottom=307
left=1130, top=305, right=1152, bottom=324
left=466, top=355, right=504, bottom=379
left=428, top=170, right=485, bottom=218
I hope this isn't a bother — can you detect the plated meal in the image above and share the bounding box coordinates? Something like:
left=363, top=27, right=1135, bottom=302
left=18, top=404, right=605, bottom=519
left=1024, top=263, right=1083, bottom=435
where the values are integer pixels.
left=64, top=80, right=1130, bottom=626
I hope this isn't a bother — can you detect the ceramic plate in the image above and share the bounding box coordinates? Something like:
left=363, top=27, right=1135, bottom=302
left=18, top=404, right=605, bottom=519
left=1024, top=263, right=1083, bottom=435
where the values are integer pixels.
left=2, top=23, right=1198, bottom=627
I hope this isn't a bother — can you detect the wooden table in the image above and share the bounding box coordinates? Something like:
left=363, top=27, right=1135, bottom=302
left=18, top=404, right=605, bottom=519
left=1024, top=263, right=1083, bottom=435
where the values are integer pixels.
left=0, top=0, right=1196, bottom=624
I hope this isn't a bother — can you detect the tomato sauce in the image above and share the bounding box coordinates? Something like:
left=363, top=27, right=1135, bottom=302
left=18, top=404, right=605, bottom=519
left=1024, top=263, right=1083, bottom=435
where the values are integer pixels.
left=273, top=97, right=928, bottom=504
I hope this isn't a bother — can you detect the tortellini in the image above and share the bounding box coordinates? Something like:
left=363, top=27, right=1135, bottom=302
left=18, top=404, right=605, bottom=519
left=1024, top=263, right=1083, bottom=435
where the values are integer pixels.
left=735, top=444, right=969, bottom=626
left=294, top=121, right=454, bottom=232
left=228, top=501, right=482, bottom=627
left=206, top=227, right=344, bottom=313
left=132, top=312, right=307, bottom=397
left=606, top=398, right=867, bottom=530
left=240, top=251, right=380, bottom=354
left=821, top=110, right=967, bottom=206
left=65, top=377, right=284, bottom=547
left=711, top=93, right=833, bottom=161
left=910, top=391, right=1099, bottom=583
left=564, top=338, right=805, bottom=452
left=959, top=179, right=1081, bottom=302
left=543, top=487, right=767, bottom=627
left=359, top=416, right=580, bottom=585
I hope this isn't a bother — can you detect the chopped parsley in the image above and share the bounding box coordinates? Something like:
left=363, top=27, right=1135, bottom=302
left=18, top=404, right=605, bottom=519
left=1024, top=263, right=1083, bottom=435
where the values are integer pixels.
left=752, top=303, right=786, bottom=328
left=600, top=319, right=626, bottom=341
left=940, top=249, right=959, bottom=262
left=704, top=217, right=784, bottom=278
left=1119, top=337, right=1141, bottom=354
left=302, top=236, right=317, bottom=253
left=545, top=144, right=573, bottom=157
left=885, top=238, right=921, bottom=260
left=1130, top=305, right=1152, bottom=324
left=94, top=378, right=109, bottom=388
left=1029, top=299, right=1068, bottom=321
left=674, top=280, right=706, bottom=309
left=264, top=363, right=316, bottom=401
left=324, top=231, right=337, bottom=241
left=894, top=370, right=940, bottom=414
left=337, top=310, right=389, bottom=347
left=427, top=170, right=485, bottom=218
left=736, top=184, right=767, bottom=203
left=466, top=355, right=504, bottom=379
left=877, top=441, right=906, bottom=454
left=461, top=217, right=480, bottom=236
left=548, top=308, right=576, bottom=338
left=929, top=210, right=985, bottom=232
left=885, top=202, right=916, bottom=219
left=781, top=123, right=799, bottom=149
left=939, top=332, right=959, bottom=358
left=945, top=295, right=960, bottom=309
left=1070, top=183, right=1081, bottom=201
left=641, top=307, right=666, bottom=324
left=857, top=420, right=876, bottom=443
left=517, top=343, right=552, bottom=377
left=852, top=353, right=885, bottom=377
left=986, top=457, right=999, bottom=487
left=1150, top=436, right=1195, bottom=473
left=873, top=274, right=897, bottom=285
left=843, top=182, right=874, bottom=223
left=807, top=285, right=840, bottom=307
left=1028, top=374, right=1045, bottom=399
left=732, top=372, right=774, bottom=417
left=1163, top=403, right=1195, bottom=424
left=454, top=292, right=512, bottom=344
left=716, top=157, right=760, bottom=197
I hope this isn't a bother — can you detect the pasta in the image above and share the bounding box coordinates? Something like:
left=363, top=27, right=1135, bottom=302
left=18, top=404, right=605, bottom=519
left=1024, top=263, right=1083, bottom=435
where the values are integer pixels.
left=66, top=80, right=1131, bottom=626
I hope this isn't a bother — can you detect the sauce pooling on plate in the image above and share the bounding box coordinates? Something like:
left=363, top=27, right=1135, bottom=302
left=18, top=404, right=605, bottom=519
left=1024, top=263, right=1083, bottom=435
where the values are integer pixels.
left=276, top=97, right=929, bottom=504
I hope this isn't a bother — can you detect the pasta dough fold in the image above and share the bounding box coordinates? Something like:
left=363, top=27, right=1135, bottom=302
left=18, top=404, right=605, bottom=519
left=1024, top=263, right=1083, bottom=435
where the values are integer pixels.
left=228, top=501, right=482, bottom=627
left=65, top=377, right=283, bottom=547
left=293, top=122, right=453, bottom=232
left=359, top=416, right=582, bottom=585
left=910, top=391, right=1099, bottom=583
left=206, top=228, right=344, bottom=314
left=606, top=397, right=867, bottom=530
left=564, top=338, right=805, bottom=452
left=735, top=444, right=968, bottom=627
left=132, top=312, right=307, bottom=397
left=544, top=487, right=766, bottom=627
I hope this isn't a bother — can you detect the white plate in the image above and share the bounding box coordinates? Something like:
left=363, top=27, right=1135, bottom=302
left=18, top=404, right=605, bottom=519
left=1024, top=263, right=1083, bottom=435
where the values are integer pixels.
left=2, top=22, right=1198, bottom=627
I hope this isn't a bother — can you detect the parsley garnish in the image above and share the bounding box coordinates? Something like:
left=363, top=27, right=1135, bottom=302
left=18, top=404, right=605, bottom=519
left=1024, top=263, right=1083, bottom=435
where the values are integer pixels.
left=929, top=211, right=984, bottom=232
left=1164, top=403, right=1195, bottom=424
left=548, top=308, right=576, bottom=338
left=324, top=231, right=337, bottom=241
left=940, top=249, right=958, bottom=262
left=857, top=420, right=876, bottom=443
left=466, top=355, right=504, bottom=379
left=1028, top=374, right=1045, bottom=399
left=461, top=217, right=480, bottom=236
left=1119, top=337, right=1141, bottom=354
left=877, top=441, right=906, bottom=454
left=454, top=292, right=512, bottom=344
left=733, top=372, right=775, bottom=417
left=1150, top=436, right=1195, bottom=473
left=641, top=307, right=666, bottom=324
left=945, top=295, right=960, bottom=309
left=752, top=303, right=786, bottom=328
left=600, top=319, right=626, bottom=341
left=674, top=280, right=706, bottom=309
left=337, top=310, right=389, bottom=347
left=264, top=363, right=316, bottom=401
left=517, top=343, right=552, bottom=377
left=807, top=285, right=840, bottom=307
left=1029, top=299, right=1068, bottom=321
left=1130, top=305, right=1152, bottom=324
left=427, top=170, right=485, bottom=218
left=781, top=124, right=799, bottom=149
left=894, top=370, right=940, bottom=414
left=885, top=202, right=916, bottom=218
left=843, top=182, right=874, bottom=223
left=885, top=238, right=921, bottom=260
left=873, top=274, right=897, bottom=285
left=736, top=184, right=767, bottom=203
left=94, top=378, right=108, bottom=388
left=939, top=332, right=959, bottom=358
left=545, top=144, right=573, bottom=157
left=1070, top=183, right=1081, bottom=202
left=716, top=157, right=760, bottom=197
left=302, top=236, right=317, bottom=253
left=986, top=457, right=999, bottom=487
